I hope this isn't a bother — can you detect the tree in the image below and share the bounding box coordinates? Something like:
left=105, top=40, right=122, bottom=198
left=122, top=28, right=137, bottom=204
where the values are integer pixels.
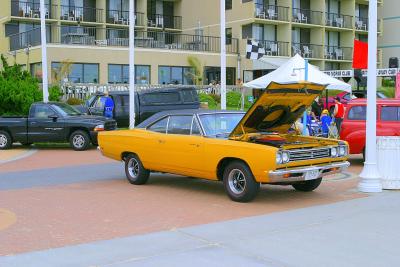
left=51, top=60, right=72, bottom=85
left=186, top=56, right=204, bottom=85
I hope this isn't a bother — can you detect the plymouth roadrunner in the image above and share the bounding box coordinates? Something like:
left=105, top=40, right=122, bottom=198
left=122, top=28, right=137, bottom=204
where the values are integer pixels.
left=98, top=82, right=349, bottom=202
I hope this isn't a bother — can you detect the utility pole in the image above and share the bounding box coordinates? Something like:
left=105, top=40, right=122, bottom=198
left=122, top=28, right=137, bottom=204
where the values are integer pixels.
left=40, top=0, right=49, bottom=102
left=220, top=0, right=226, bottom=110
left=129, top=0, right=136, bottom=129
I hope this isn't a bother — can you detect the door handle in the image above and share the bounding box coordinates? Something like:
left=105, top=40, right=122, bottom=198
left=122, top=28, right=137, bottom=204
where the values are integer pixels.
left=30, top=122, right=37, bottom=125
left=189, top=143, right=200, bottom=147
left=158, top=140, right=166, bottom=144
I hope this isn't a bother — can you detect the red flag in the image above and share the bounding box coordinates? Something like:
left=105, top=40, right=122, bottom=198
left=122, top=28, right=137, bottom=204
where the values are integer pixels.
left=352, top=39, right=368, bottom=69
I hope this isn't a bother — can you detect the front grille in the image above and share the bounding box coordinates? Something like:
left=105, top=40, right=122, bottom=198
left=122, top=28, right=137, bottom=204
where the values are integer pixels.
left=288, top=147, right=330, bottom=162
left=104, top=121, right=117, bottom=130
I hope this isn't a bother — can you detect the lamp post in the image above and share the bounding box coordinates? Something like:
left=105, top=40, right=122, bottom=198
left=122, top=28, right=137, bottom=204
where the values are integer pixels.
left=358, top=0, right=382, bottom=192
left=129, top=0, right=136, bottom=129
left=40, top=0, right=49, bottom=102
left=220, top=0, right=226, bottom=110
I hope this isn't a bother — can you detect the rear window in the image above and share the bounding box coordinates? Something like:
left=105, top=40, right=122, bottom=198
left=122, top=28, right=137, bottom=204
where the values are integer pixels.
left=381, top=106, right=400, bottom=121
left=181, top=90, right=198, bottom=103
left=348, top=106, right=366, bottom=120
left=142, top=92, right=181, bottom=104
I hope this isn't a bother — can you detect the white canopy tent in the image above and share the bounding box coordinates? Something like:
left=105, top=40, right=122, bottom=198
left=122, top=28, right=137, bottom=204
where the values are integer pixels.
left=244, top=54, right=352, bottom=92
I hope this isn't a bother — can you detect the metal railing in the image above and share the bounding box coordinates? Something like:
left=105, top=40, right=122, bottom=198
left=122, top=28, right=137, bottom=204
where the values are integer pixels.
left=60, top=5, right=104, bottom=23
left=292, top=8, right=323, bottom=25
left=256, top=40, right=289, bottom=57
left=9, top=26, right=239, bottom=54
left=11, top=1, right=56, bottom=19
left=147, top=14, right=182, bottom=30
left=292, top=43, right=323, bottom=59
left=254, top=4, right=289, bottom=22
left=324, top=46, right=352, bottom=61
left=325, top=12, right=352, bottom=29
left=106, top=10, right=145, bottom=26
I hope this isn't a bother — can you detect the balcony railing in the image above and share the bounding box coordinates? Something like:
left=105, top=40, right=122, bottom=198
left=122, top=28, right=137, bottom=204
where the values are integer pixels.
left=355, top=16, right=368, bottom=31
left=292, top=8, right=323, bottom=25
left=147, top=14, right=182, bottom=30
left=106, top=10, right=145, bottom=26
left=9, top=26, right=239, bottom=54
left=254, top=4, right=289, bottom=22
left=60, top=5, right=104, bottom=23
left=324, top=46, right=352, bottom=61
left=292, top=43, right=323, bottom=58
left=256, top=40, right=289, bottom=57
left=11, top=1, right=56, bottom=19
left=325, top=13, right=352, bottom=29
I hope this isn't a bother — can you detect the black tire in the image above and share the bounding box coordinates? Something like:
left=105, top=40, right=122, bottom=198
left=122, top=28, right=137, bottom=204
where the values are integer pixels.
left=0, top=130, right=12, bottom=150
left=124, top=154, right=150, bottom=185
left=292, top=178, right=322, bottom=192
left=362, top=148, right=365, bottom=162
left=69, top=130, right=90, bottom=151
left=223, top=161, right=260, bottom=202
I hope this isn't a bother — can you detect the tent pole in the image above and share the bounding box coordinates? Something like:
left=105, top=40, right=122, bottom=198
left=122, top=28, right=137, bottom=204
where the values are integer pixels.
left=302, top=59, right=309, bottom=135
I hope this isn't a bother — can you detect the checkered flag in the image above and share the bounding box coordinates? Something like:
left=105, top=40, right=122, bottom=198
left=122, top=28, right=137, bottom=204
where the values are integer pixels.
left=246, top=39, right=265, bottom=60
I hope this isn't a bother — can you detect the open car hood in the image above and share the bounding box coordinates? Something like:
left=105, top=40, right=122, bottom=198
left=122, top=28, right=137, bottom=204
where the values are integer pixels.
left=230, top=82, right=326, bottom=137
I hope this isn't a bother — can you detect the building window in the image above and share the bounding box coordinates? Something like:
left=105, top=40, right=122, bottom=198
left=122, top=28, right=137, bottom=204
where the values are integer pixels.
left=225, top=0, right=232, bottom=10
left=30, top=62, right=42, bottom=82
left=158, top=66, right=194, bottom=85
left=51, top=62, right=99, bottom=83
left=204, top=67, right=236, bottom=85
left=225, top=28, right=232, bottom=45
left=108, top=64, right=150, bottom=84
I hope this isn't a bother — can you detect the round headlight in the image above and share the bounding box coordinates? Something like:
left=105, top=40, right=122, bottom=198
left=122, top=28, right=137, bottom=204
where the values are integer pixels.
left=339, top=146, right=346, bottom=156
left=276, top=152, right=283, bottom=164
left=331, top=147, right=338, bottom=157
left=282, top=151, right=290, bottom=163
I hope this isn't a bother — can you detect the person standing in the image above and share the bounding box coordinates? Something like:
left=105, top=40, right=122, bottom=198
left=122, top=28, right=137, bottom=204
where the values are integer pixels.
left=333, top=96, right=345, bottom=133
left=320, top=109, right=332, bottom=137
left=102, top=91, right=114, bottom=118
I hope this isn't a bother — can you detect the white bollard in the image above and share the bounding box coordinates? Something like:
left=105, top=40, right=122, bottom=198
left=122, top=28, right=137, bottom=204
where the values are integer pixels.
left=377, top=137, right=400, bottom=189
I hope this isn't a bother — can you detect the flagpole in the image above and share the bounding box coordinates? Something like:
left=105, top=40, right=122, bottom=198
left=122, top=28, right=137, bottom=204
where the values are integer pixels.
left=40, top=0, right=48, bottom=103
left=129, top=0, right=135, bottom=129
left=220, top=0, right=226, bottom=110
left=358, top=0, right=382, bottom=192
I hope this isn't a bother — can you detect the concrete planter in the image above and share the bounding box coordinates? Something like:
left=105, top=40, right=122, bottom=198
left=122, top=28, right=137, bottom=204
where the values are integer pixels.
left=377, top=137, right=400, bottom=189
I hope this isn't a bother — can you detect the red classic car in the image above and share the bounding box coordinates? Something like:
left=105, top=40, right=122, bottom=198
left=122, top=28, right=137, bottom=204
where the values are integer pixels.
left=321, top=92, right=352, bottom=114
left=340, top=99, right=400, bottom=159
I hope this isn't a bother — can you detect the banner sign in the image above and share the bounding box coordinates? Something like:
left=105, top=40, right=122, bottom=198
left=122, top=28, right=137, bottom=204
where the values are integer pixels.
left=324, top=68, right=400, bottom=77
left=396, top=73, right=400, bottom=99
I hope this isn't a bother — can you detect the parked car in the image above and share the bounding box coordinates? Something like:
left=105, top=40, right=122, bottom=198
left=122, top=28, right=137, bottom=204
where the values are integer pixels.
left=98, top=82, right=350, bottom=202
left=79, top=87, right=200, bottom=127
left=0, top=102, right=117, bottom=151
left=320, top=91, right=353, bottom=114
left=340, top=99, right=400, bottom=159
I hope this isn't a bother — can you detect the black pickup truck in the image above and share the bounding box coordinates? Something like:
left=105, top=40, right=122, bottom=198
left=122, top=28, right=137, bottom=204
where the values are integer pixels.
left=0, top=102, right=117, bottom=151
left=79, top=87, right=200, bottom=127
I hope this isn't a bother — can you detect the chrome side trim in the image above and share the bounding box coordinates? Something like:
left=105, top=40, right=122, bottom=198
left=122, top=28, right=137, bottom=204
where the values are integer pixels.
left=268, top=161, right=350, bottom=183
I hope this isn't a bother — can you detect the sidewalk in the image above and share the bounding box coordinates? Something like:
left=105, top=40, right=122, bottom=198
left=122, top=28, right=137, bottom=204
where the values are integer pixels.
left=1, top=191, right=398, bottom=267
left=0, top=149, right=36, bottom=164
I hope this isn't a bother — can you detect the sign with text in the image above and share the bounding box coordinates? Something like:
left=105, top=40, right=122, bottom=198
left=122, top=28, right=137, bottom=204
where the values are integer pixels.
left=324, top=68, right=400, bottom=77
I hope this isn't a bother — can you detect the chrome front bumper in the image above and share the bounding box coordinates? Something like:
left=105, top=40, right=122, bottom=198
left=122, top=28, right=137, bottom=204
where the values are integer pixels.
left=268, top=161, right=350, bottom=183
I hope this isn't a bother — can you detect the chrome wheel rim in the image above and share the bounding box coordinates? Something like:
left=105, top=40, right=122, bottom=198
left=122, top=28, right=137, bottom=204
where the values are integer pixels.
left=0, top=134, right=7, bottom=148
left=128, top=158, right=140, bottom=179
left=228, top=169, right=246, bottom=194
left=72, top=135, right=85, bottom=148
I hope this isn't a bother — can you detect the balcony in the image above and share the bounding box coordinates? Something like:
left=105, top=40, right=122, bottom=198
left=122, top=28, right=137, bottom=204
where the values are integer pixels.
left=147, top=14, right=182, bottom=30
left=254, top=4, right=289, bottom=22
left=292, top=43, right=323, bottom=59
left=11, top=1, right=57, bottom=19
left=60, top=5, right=104, bottom=23
left=292, top=8, right=323, bottom=26
left=256, top=40, right=289, bottom=57
left=355, top=16, right=368, bottom=31
left=106, top=10, right=145, bottom=26
left=324, top=46, right=352, bottom=61
left=325, top=13, right=353, bottom=29
left=9, top=26, right=239, bottom=54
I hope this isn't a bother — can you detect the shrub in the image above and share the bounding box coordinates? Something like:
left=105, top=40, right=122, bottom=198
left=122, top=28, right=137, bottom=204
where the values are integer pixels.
left=66, top=97, right=83, bottom=105
left=209, top=93, right=221, bottom=103
left=382, top=78, right=395, bottom=88
left=49, top=85, right=63, bottom=101
left=199, top=93, right=217, bottom=109
left=379, top=87, right=395, bottom=98
left=226, top=91, right=252, bottom=110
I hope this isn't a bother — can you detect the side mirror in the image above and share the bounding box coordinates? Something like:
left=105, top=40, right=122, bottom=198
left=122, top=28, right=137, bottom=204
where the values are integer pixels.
left=48, top=115, right=58, bottom=121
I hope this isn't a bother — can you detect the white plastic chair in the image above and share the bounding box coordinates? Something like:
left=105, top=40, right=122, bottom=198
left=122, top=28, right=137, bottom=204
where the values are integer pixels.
left=256, top=8, right=265, bottom=19
left=297, top=12, right=307, bottom=23
left=335, top=48, right=343, bottom=60
left=335, top=17, right=344, bottom=28
left=267, top=9, right=276, bottom=19
left=303, top=45, right=313, bottom=58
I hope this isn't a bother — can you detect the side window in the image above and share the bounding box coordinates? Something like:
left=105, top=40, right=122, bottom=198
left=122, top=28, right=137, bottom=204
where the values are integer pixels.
left=122, top=95, right=129, bottom=106
left=147, top=117, right=168, bottom=133
left=182, top=90, right=195, bottom=103
left=191, top=117, right=201, bottom=135
left=348, top=106, right=366, bottom=120
left=114, top=95, right=122, bottom=107
left=143, top=92, right=181, bottom=104
left=33, top=105, right=56, bottom=119
left=167, top=115, right=192, bottom=135
left=93, top=96, right=105, bottom=108
left=381, top=106, right=399, bottom=121
left=343, top=93, right=351, bottom=101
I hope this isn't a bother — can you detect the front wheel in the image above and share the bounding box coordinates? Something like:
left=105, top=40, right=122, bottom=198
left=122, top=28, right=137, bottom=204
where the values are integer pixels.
left=0, top=130, right=12, bottom=150
left=292, top=178, right=322, bottom=192
left=69, top=130, right=90, bottom=151
left=124, top=154, right=150, bottom=185
left=223, top=161, right=260, bottom=202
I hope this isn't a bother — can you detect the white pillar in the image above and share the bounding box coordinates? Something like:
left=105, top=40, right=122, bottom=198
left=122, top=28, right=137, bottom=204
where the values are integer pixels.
left=40, top=0, right=49, bottom=102
left=129, top=0, right=136, bottom=129
left=358, top=0, right=382, bottom=193
left=220, top=0, right=226, bottom=110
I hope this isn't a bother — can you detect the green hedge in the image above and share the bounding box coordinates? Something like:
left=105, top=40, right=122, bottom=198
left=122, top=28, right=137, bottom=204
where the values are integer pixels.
left=199, top=93, right=217, bottom=109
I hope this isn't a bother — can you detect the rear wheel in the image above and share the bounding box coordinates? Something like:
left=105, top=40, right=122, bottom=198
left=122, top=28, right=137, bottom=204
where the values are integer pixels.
left=0, top=130, right=12, bottom=150
left=223, top=161, right=260, bottom=202
left=69, top=130, right=90, bottom=151
left=124, top=154, right=150, bottom=185
left=292, top=178, right=322, bottom=192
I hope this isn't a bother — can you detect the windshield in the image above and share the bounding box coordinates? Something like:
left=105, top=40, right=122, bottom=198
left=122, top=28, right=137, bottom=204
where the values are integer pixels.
left=51, top=103, right=82, bottom=116
left=199, top=113, right=244, bottom=138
